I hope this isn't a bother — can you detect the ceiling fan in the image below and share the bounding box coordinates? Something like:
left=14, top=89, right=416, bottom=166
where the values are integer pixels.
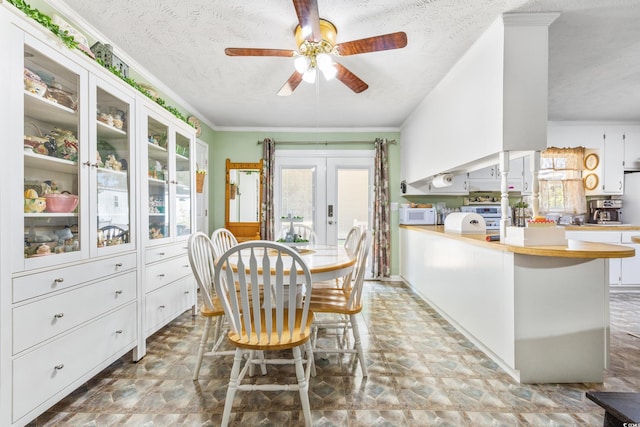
left=225, top=0, right=407, bottom=96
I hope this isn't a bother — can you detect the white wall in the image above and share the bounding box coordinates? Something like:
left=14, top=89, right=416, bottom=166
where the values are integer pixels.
left=401, top=13, right=559, bottom=185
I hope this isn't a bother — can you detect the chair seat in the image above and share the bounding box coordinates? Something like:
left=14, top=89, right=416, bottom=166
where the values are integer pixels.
left=199, top=297, right=225, bottom=317
left=309, top=288, right=362, bottom=315
left=229, top=308, right=314, bottom=351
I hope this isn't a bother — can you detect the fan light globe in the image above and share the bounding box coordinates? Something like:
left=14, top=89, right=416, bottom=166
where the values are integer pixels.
left=316, top=53, right=332, bottom=71
left=302, top=67, right=317, bottom=83
left=321, top=64, right=337, bottom=80
left=294, top=56, right=310, bottom=73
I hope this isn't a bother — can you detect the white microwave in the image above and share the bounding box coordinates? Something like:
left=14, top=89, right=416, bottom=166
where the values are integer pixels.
left=399, top=207, right=436, bottom=225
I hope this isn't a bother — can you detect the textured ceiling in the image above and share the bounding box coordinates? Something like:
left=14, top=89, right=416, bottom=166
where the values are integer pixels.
left=52, top=0, right=640, bottom=131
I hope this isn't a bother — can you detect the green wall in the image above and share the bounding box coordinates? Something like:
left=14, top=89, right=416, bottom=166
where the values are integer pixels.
left=206, top=130, right=401, bottom=276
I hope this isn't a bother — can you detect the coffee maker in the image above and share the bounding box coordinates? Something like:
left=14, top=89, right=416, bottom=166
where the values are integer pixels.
left=588, top=199, right=623, bottom=224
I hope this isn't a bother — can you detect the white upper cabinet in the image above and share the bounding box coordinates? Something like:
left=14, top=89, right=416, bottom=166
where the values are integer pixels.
left=624, top=130, right=640, bottom=171
left=601, top=132, right=624, bottom=194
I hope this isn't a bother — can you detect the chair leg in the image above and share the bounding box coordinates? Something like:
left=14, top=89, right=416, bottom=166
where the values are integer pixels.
left=221, top=348, right=244, bottom=427
left=304, top=340, right=316, bottom=378
left=350, top=314, right=368, bottom=377
left=293, top=346, right=312, bottom=427
left=193, top=317, right=212, bottom=380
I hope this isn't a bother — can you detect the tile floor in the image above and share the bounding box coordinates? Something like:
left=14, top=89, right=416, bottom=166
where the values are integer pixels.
left=30, top=281, right=640, bottom=426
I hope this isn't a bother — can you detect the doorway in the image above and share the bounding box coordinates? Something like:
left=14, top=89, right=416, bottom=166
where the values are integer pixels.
left=274, top=150, right=374, bottom=245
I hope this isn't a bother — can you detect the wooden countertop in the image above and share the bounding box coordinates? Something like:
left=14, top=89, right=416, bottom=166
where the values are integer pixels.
left=564, top=224, right=640, bottom=231
left=400, top=225, right=635, bottom=259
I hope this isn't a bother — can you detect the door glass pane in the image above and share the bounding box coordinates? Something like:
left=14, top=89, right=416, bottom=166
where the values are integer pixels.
left=175, top=132, right=191, bottom=236
left=24, top=44, right=80, bottom=259
left=337, top=169, right=369, bottom=243
left=96, top=87, right=130, bottom=247
left=279, top=167, right=315, bottom=231
left=147, top=117, right=170, bottom=240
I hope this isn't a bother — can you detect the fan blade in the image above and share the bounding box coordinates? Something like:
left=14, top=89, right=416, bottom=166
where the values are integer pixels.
left=277, top=71, right=303, bottom=96
left=293, top=0, right=321, bottom=41
left=225, top=48, right=295, bottom=57
left=334, top=62, right=368, bottom=93
left=336, top=32, right=408, bottom=56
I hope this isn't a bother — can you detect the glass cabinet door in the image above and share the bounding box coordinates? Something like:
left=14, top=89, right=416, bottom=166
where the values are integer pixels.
left=23, top=37, right=84, bottom=265
left=175, top=131, right=192, bottom=237
left=92, top=77, right=134, bottom=253
left=146, top=115, right=171, bottom=241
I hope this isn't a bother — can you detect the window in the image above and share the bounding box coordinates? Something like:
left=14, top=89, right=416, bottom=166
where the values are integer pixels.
left=539, top=147, right=586, bottom=215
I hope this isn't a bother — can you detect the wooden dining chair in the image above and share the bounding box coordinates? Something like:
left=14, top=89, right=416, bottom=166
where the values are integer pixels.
left=210, top=228, right=238, bottom=258
left=187, top=232, right=234, bottom=381
left=343, top=225, right=362, bottom=256
left=214, top=241, right=316, bottom=427
left=310, top=229, right=371, bottom=376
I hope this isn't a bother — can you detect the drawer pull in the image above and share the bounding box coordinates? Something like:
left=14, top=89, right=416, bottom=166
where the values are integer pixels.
left=115, top=329, right=123, bottom=334
left=54, top=278, right=64, bottom=283
left=54, top=364, right=64, bottom=370
left=115, top=262, right=123, bottom=267
left=158, top=273, right=165, bottom=277
left=54, top=313, right=64, bottom=318
left=159, top=305, right=165, bottom=309
left=184, top=290, right=190, bottom=294
left=184, top=265, right=189, bottom=268
left=115, top=290, right=123, bottom=295
left=159, top=252, right=165, bottom=256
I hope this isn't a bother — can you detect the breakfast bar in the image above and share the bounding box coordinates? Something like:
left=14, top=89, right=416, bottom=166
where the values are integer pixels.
left=399, top=225, right=635, bottom=384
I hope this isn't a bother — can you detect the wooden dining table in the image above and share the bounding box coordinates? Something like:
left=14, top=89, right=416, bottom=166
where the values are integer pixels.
left=225, top=244, right=356, bottom=282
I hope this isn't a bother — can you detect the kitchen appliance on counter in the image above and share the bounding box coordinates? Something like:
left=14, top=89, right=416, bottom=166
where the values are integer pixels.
left=588, top=199, right=622, bottom=224
left=399, top=207, right=436, bottom=225
left=460, top=205, right=507, bottom=230
left=444, top=212, right=486, bottom=234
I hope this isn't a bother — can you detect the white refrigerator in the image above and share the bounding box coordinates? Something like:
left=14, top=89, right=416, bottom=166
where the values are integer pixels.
left=622, top=172, right=640, bottom=224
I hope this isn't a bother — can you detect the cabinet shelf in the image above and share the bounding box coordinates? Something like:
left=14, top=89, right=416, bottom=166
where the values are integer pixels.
left=148, top=142, right=168, bottom=154
left=97, top=120, right=127, bottom=137
left=24, top=151, right=76, bottom=174
left=24, top=212, right=78, bottom=218
left=24, top=90, right=77, bottom=128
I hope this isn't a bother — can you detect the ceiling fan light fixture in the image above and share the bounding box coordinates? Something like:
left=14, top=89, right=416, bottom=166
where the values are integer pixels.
left=316, top=53, right=332, bottom=70
left=321, top=64, right=337, bottom=80
left=294, top=55, right=310, bottom=73
left=302, top=67, right=317, bottom=83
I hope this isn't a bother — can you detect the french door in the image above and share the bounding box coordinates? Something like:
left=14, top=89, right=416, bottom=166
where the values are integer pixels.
left=274, top=150, right=374, bottom=245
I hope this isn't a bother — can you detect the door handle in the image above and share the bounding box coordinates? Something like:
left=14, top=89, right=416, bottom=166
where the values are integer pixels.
left=328, top=220, right=334, bottom=225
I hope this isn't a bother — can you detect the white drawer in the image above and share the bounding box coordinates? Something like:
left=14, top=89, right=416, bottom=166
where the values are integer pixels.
left=12, top=253, right=137, bottom=303
left=13, top=271, right=136, bottom=354
left=565, top=230, right=621, bottom=243
left=145, top=242, right=188, bottom=264
left=622, top=231, right=640, bottom=244
left=12, top=302, right=137, bottom=423
left=145, top=275, right=194, bottom=336
left=145, top=255, right=192, bottom=293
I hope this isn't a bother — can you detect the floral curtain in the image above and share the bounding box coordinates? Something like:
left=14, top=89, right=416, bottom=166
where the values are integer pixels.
left=260, top=138, right=276, bottom=240
left=539, top=146, right=587, bottom=215
left=372, top=138, right=391, bottom=278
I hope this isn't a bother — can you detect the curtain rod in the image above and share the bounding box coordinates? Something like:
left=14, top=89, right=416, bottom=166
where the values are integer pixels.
left=256, top=139, right=396, bottom=145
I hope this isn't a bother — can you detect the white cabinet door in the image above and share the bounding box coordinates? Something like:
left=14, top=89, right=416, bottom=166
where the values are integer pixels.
left=426, top=174, right=468, bottom=195
left=601, top=132, right=624, bottom=194
left=620, top=244, right=640, bottom=286
left=624, top=130, right=640, bottom=171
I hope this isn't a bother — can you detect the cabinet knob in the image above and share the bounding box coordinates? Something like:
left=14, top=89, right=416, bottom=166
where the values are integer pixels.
left=115, top=262, right=123, bottom=267
left=159, top=305, right=165, bottom=309
left=115, top=329, right=123, bottom=334
left=54, top=313, right=64, bottom=318
left=184, top=290, right=190, bottom=294
left=158, top=273, right=165, bottom=277
left=159, top=252, right=165, bottom=256
left=54, top=364, right=64, bottom=370
left=115, top=290, right=123, bottom=295
left=54, top=278, right=64, bottom=284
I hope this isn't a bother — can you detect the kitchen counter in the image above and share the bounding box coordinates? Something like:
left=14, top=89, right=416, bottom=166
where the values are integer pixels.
left=400, top=225, right=633, bottom=384
left=565, top=224, right=640, bottom=231
left=401, top=225, right=634, bottom=259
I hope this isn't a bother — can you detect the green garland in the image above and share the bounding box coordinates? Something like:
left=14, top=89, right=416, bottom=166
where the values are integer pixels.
left=7, top=0, right=194, bottom=127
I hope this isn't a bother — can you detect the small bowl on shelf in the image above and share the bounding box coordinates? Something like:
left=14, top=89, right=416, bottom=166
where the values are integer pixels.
left=43, top=193, right=78, bottom=213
